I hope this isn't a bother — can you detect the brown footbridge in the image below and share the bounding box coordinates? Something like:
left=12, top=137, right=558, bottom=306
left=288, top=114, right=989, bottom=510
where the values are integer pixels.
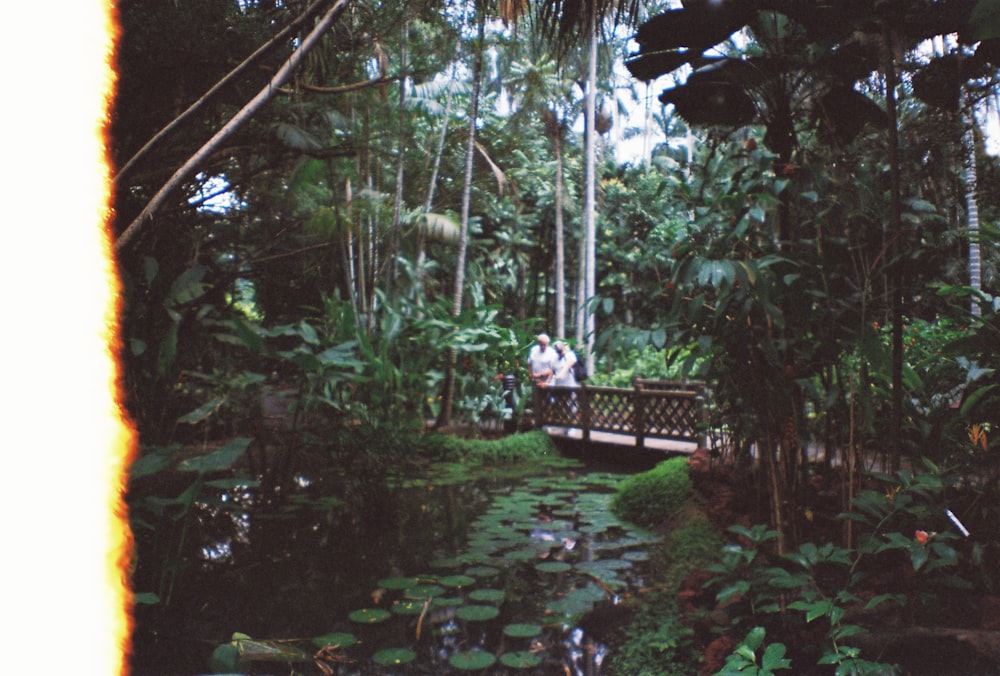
left=534, top=379, right=711, bottom=456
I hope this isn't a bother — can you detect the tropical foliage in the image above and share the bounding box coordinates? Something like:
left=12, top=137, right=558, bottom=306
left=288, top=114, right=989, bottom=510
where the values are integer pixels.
left=114, top=0, right=1000, bottom=672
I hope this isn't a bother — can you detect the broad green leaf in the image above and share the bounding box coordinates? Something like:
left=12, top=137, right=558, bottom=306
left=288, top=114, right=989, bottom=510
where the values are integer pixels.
left=960, top=384, right=997, bottom=416
left=177, top=397, right=225, bottom=424
left=178, top=438, right=253, bottom=474
left=761, top=642, right=791, bottom=671
left=744, top=626, right=766, bottom=651
left=298, top=320, right=319, bottom=345
left=166, top=265, right=209, bottom=306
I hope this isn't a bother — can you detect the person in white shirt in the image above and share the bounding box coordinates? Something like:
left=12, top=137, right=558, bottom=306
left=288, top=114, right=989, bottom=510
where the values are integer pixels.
left=527, top=333, right=558, bottom=387
left=552, top=341, right=579, bottom=388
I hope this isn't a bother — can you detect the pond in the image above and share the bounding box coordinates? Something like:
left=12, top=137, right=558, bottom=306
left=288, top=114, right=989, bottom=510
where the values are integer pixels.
left=130, top=454, right=661, bottom=674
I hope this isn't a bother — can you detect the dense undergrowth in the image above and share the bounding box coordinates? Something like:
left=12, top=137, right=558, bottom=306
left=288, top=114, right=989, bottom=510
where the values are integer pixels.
left=602, top=451, right=1000, bottom=675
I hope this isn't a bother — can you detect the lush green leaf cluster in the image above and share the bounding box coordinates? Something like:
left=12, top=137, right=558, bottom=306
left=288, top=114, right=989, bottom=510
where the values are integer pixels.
left=416, top=430, right=555, bottom=465
left=611, top=456, right=692, bottom=527
left=707, top=461, right=987, bottom=673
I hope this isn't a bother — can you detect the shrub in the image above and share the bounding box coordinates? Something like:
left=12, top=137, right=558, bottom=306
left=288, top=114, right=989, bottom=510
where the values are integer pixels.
left=611, top=456, right=692, bottom=527
left=417, top=430, right=555, bottom=465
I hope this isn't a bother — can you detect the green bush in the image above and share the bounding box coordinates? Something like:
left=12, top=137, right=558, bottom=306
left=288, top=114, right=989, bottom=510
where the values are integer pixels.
left=417, top=430, right=555, bottom=465
left=611, top=456, right=692, bottom=527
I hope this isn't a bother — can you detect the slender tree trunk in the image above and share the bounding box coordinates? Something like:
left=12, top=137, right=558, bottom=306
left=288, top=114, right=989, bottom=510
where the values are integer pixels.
left=389, top=27, right=409, bottom=288
left=883, top=26, right=904, bottom=472
left=963, top=104, right=983, bottom=316
left=437, top=16, right=484, bottom=428
left=115, top=0, right=351, bottom=252
left=554, top=128, right=567, bottom=339
left=416, top=74, right=455, bottom=304
left=583, top=0, right=598, bottom=373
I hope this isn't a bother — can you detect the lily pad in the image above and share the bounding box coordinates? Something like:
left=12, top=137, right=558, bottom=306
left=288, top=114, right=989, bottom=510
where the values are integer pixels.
left=438, top=574, right=476, bottom=588
left=372, top=647, right=416, bottom=666
left=392, top=598, right=429, bottom=615
left=348, top=608, right=391, bottom=624
left=468, top=588, right=505, bottom=603
left=405, top=584, right=445, bottom=599
left=503, top=548, right=538, bottom=561
left=377, top=576, right=419, bottom=590
left=623, top=550, right=650, bottom=561
left=449, top=649, right=497, bottom=670
left=465, top=565, right=500, bottom=578
left=503, top=623, right=542, bottom=638
left=455, top=604, right=500, bottom=621
left=311, top=631, right=358, bottom=648
left=432, top=596, right=465, bottom=607
left=500, top=651, right=544, bottom=669
left=535, top=561, right=572, bottom=573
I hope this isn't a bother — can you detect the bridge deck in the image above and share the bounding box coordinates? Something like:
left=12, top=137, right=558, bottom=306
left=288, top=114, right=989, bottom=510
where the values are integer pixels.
left=542, top=425, right=700, bottom=453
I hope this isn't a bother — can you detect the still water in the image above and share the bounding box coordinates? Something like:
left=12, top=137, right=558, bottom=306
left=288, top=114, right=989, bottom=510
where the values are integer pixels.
left=131, top=456, right=659, bottom=674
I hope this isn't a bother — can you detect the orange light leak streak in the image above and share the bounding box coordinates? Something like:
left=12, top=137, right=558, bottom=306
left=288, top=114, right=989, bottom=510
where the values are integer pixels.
left=4, top=1, right=133, bottom=673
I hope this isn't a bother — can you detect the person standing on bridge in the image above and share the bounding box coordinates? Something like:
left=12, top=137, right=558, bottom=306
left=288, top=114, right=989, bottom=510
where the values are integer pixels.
left=552, top=341, right=579, bottom=388
left=527, top=333, right=557, bottom=387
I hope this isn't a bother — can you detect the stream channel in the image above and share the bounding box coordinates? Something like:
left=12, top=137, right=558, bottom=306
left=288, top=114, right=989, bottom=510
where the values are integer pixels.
left=131, top=453, right=662, bottom=675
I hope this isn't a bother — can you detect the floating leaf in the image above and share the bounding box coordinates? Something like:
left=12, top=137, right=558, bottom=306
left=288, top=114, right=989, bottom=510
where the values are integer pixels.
left=449, top=649, right=497, bottom=670
left=500, top=651, right=544, bottom=669
left=503, top=548, right=538, bottom=561
left=535, top=561, right=572, bottom=573
left=348, top=608, right=391, bottom=624
left=456, top=605, right=500, bottom=621
left=372, top=647, right=416, bottom=666
left=438, top=574, right=476, bottom=588
left=468, top=588, right=505, bottom=603
left=393, top=599, right=428, bottom=615
left=465, top=565, right=500, bottom=578
left=405, top=584, right=445, bottom=599
left=432, top=596, right=465, bottom=607
left=503, top=623, right=542, bottom=638
left=311, top=631, right=358, bottom=649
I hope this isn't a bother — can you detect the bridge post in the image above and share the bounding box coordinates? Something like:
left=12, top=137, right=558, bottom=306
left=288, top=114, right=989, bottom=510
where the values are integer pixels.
left=533, top=386, right=543, bottom=429
left=579, top=384, right=591, bottom=441
left=696, top=392, right=709, bottom=448
left=634, top=381, right=646, bottom=448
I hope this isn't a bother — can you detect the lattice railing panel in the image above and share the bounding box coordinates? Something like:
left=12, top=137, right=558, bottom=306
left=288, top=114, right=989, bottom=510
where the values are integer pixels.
left=587, top=389, right=634, bottom=434
left=542, top=388, right=580, bottom=426
left=639, top=392, right=700, bottom=440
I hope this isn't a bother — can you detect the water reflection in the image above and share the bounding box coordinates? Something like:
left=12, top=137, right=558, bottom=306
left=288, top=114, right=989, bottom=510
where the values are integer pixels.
left=131, top=462, right=658, bottom=674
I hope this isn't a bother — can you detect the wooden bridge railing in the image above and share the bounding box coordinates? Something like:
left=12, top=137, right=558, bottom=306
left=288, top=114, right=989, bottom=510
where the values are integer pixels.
left=534, top=378, right=709, bottom=448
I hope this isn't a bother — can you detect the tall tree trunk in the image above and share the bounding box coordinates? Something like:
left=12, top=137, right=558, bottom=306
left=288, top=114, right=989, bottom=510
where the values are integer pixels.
left=963, top=104, right=983, bottom=316
left=436, top=16, right=484, bottom=428
left=582, top=0, right=598, bottom=373
left=389, top=27, right=409, bottom=289
left=553, top=125, right=567, bottom=339
left=883, top=26, right=905, bottom=472
left=416, top=73, right=455, bottom=305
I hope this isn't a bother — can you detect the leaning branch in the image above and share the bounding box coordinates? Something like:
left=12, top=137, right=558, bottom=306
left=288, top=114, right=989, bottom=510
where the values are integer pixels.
left=115, top=0, right=351, bottom=253
left=114, top=0, right=330, bottom=183
left=276, top=75, right=400, bottom=95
